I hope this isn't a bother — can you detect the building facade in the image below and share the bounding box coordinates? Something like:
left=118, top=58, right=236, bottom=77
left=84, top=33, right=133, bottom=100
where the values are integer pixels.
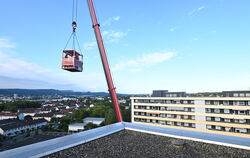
left=0, top=112, right=24, bottom=120
left=83, top=117, right=105, bottom=126
left=0, top=119, right=48, bottom=137
left=131, top=91, right=250, bottom=138
left=68, top=123, right=86, bottom=132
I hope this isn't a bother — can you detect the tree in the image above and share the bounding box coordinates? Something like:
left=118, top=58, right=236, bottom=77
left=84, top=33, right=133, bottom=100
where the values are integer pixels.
left=122, top=107, right=131, bottom=122
left=58, top=116, right=71, bottom=131
left=104, top=108, right=116, bottom=125
left=24, top=115, right=33, bottom=121
left=84, top=123, right=98, bottom=130
left=0, top=100, right=41, bottom=112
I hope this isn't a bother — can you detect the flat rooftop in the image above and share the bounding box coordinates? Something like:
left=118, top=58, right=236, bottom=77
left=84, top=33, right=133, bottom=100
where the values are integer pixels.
left=1, top=122, right=250, bottom=158
left=45, top=130, right=250, bottom=158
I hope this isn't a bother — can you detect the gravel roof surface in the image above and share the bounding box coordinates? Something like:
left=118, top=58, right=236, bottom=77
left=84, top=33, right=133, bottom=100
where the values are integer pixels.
left=45, top=130, right=250, bottom=158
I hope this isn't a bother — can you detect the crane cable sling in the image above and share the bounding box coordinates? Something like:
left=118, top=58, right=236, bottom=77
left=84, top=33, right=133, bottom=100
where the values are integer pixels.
left=64, top=0, right=82, bottom=56
left=72, top=0, right=78, bottom=22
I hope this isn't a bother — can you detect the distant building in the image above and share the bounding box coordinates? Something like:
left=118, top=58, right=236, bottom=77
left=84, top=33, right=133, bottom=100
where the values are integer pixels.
left=0, top=112, right=24, bottom=120
left=33, top=113, right=55, bottom=122
left=222, top=91, right=250, bottom=97
left=118, top=99, right=127, bottom=104
left=0, top=118, right=47, bottom=137
left=18, top=108, right=40, bottom=116
left=152, top=90, right=169, bottom=97
left=131, top=90, right=250, bottom=138
left=13, top=94, right=18, bottom=99
left=54, top=112, right=66, bottom=118
left=68, top=123, right=86, bottom=132
left=83, top=117, right=105, bottom=126
left=152, top=90, right=186, bottom=97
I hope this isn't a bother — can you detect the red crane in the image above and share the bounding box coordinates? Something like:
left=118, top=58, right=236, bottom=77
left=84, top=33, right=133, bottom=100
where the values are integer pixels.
left=87, top=0, right=123, bottom=122
left=62, top=0, right=123, bottom=122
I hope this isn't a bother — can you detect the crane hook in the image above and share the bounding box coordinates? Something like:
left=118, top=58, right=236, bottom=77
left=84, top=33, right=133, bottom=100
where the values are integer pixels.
left=72, top=21, right=77, bottom=32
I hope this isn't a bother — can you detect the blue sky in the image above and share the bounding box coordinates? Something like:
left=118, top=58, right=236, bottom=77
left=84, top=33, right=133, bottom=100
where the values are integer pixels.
left=0, top=0, right=250, bottom=94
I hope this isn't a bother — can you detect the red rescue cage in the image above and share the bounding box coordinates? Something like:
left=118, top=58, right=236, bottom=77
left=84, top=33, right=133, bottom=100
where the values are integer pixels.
left=62, top=49, right=83, bottom=72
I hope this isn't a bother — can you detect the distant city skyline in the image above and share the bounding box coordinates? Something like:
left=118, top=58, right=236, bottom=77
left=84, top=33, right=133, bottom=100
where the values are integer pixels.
left=0, top=0, right=250, bottom=93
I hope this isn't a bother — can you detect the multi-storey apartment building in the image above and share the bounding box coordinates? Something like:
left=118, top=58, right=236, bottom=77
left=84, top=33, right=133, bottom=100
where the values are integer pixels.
left=131, top=90, right=250, bottom=138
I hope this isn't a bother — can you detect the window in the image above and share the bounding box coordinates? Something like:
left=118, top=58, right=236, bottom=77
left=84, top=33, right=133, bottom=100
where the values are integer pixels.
left=215, top=117, right=221, bottom=121
left=224, top=109, right=230, bottom=113
left=214, top=109, right=220, bottom=113
left=239, top=111, right=245, bottom=115
left=170, top=94, right=177, bottom=97
left=215, top=126, right=221, bottom=130
left=239, top=101, right=245, bottom=106
left=233, top=93, right=239, bottom=97
left=239, top=93, right=245, bottom=97
left=207, top=125, right=212, bottom=129
left=159, top=121, right=165, bottom=125
left=225, top=127, right=231, bottom=131
left=233, top=101, right=238, bottom=106
left=223, top=101, right=229, bottom=105
left=239, top=119, right=246, bottom=123
left=206, top=108, right=211, bottom=113
left=206, top=117, right=211, bottom=121
left=166, top=100, right=171, bottom=104
left=246, top=93, right=250, bottom=97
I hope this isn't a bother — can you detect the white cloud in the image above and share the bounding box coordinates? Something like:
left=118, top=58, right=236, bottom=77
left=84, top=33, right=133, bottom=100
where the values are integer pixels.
left=102, top=30, right=127, bottom=43
left=169, top=27, right=176, bottom=32
left=198, top=6, right=205, bottom=11
left=83, top=41, right=97, bottom=50
left=103, top=16, right=121, bottom=26
left=0, top=39, right=51, bottom=79
left=0, top=37, right=107, bottom=91
left=0, top=38, right=15, bottom=48
left=113, top=16, right=120, bottom=21
left=113, top=51, right=175, bottom=71
left=83, top=30, right=127, bottom=48
left=193, top=37, right=199, bottom=41
left=188, top=6, right=205, bottom=16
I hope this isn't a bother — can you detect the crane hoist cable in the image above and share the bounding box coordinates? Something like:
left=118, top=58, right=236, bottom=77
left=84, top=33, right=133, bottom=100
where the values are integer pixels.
left=62, top=0, right=83, bottom=72
left=63, top=0, right=82, bottom=54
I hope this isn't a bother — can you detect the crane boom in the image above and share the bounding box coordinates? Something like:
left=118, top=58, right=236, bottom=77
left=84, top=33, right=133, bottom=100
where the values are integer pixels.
left=87, top=0, right=123, bottom=122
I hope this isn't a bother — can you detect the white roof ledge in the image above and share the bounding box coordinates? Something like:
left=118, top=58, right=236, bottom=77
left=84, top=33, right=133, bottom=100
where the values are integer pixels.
left=1, top=122, right=250, bottom=158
